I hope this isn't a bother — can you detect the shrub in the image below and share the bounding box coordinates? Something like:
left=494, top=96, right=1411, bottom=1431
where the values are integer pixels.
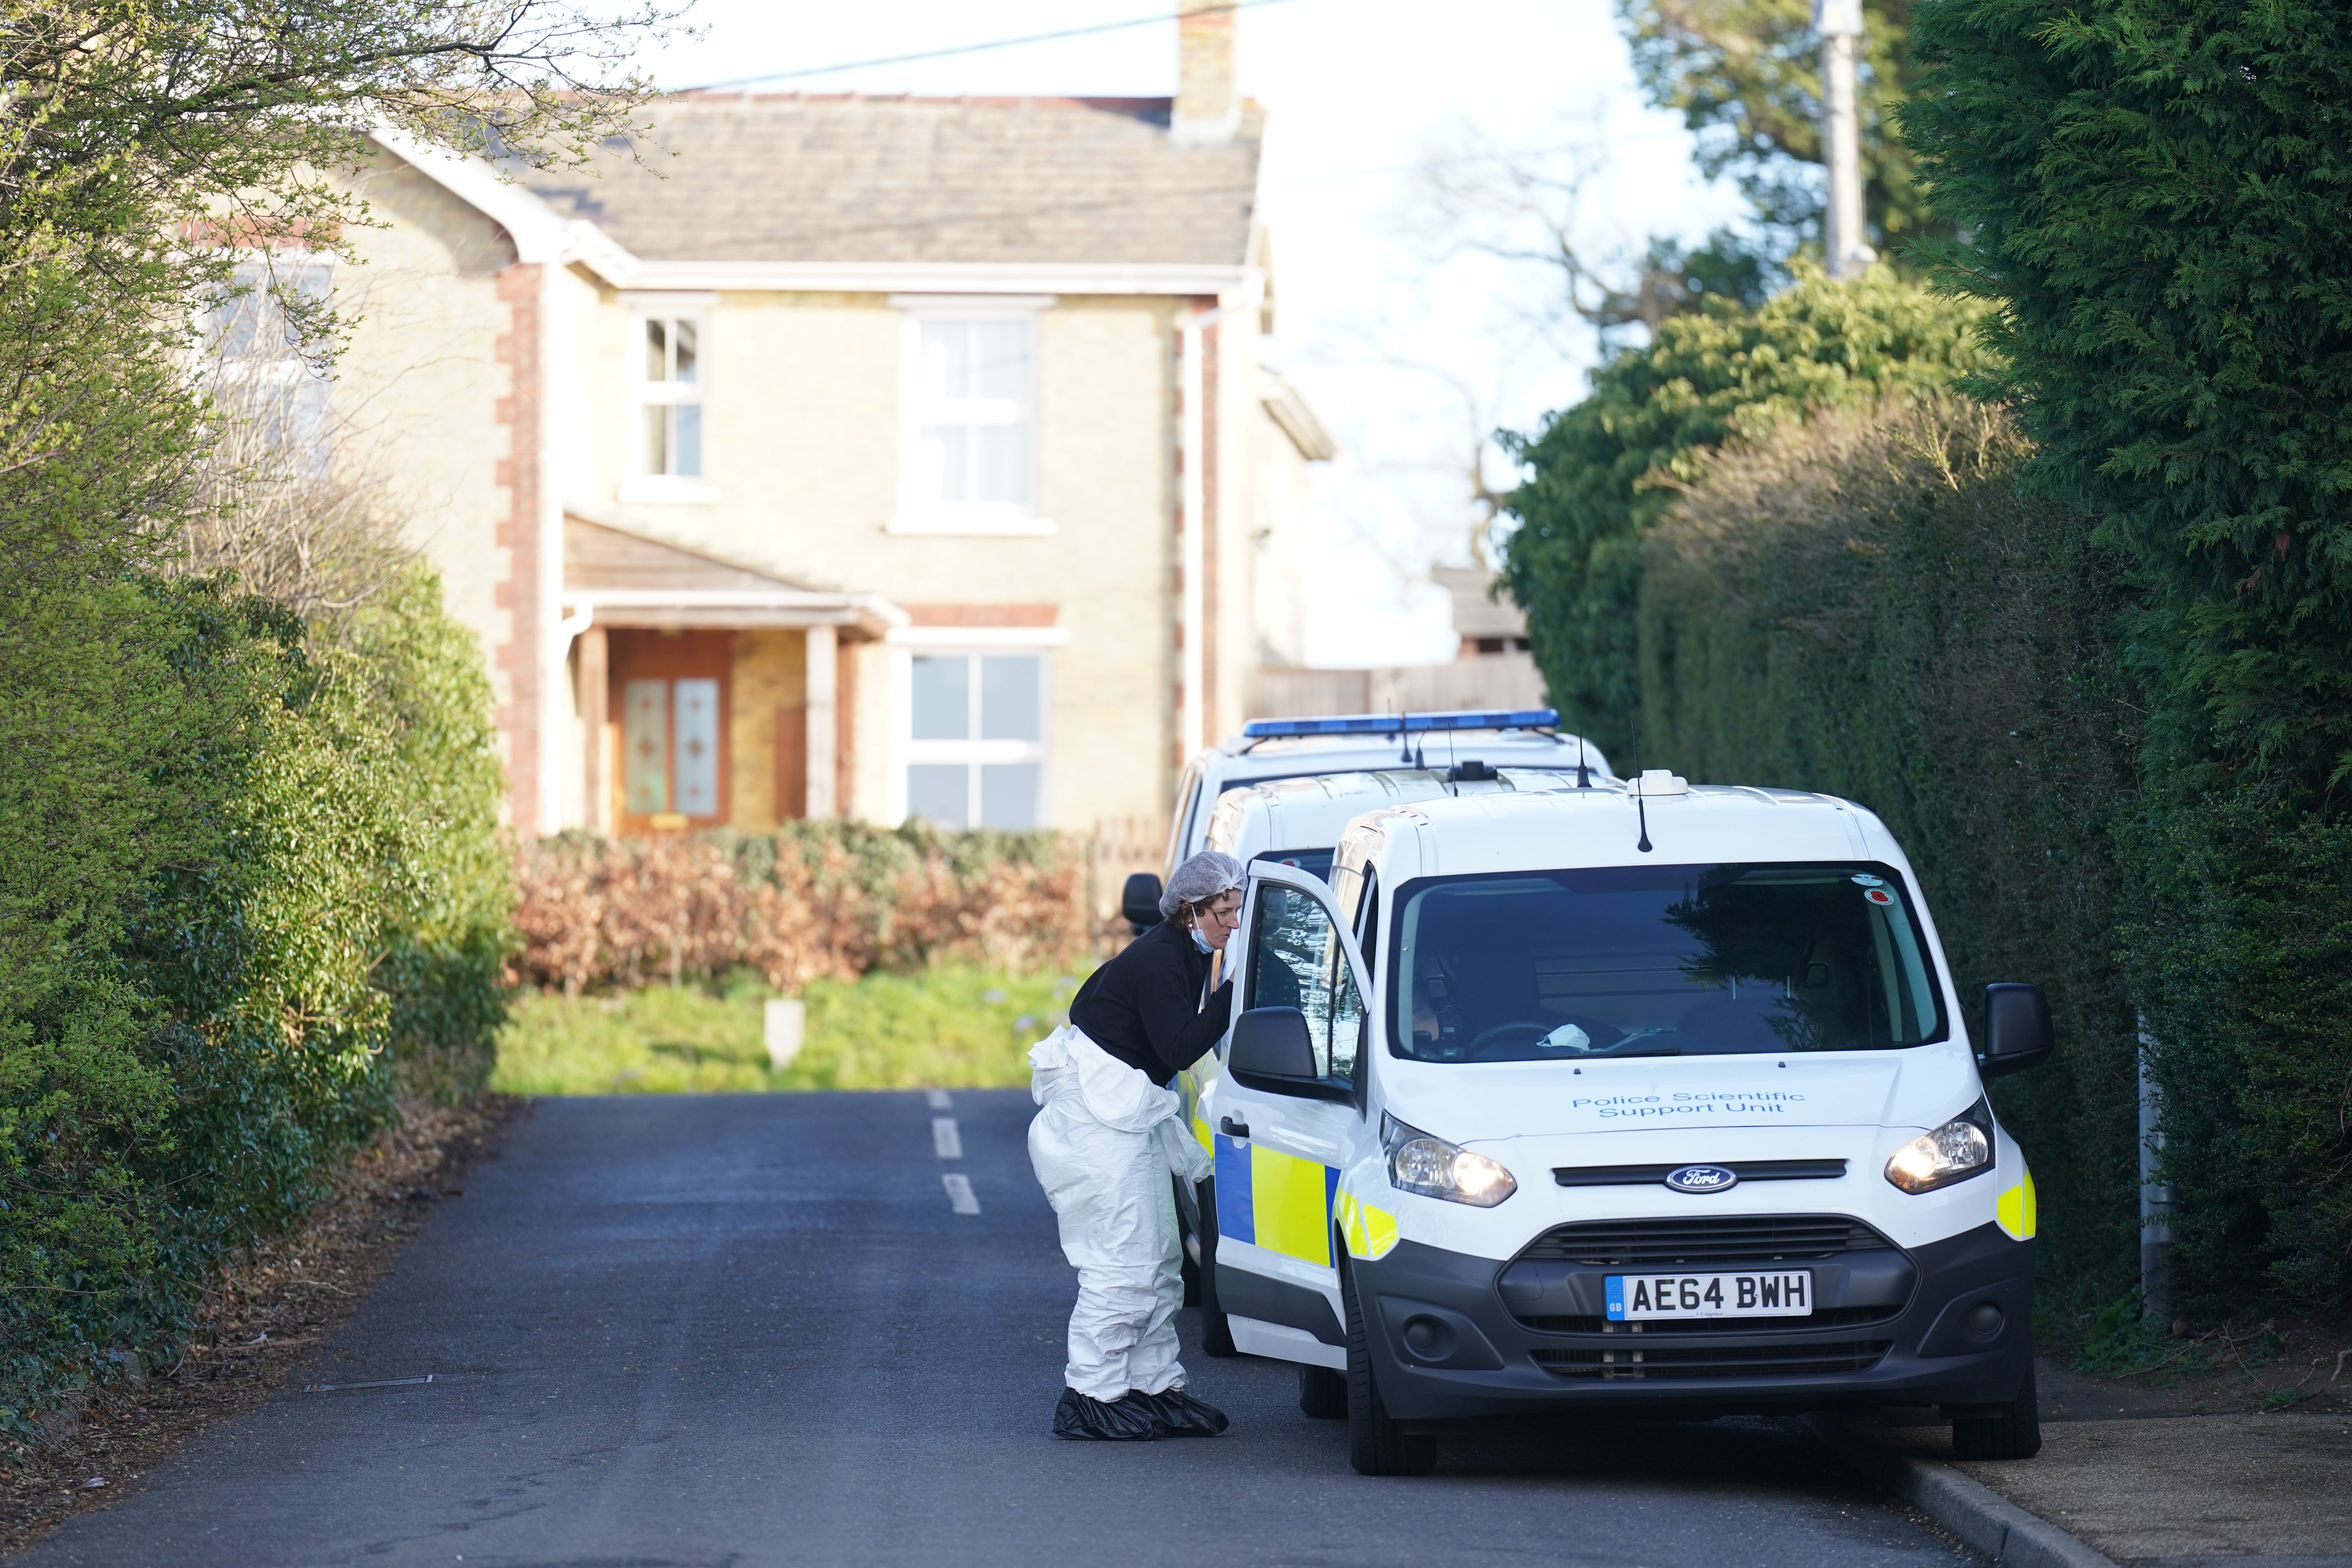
left=1641, top=399, right=2145, bottom=1305
left=0, top=552, right=512, bottom=1439
left=512, top=824, right=1088, bottom=996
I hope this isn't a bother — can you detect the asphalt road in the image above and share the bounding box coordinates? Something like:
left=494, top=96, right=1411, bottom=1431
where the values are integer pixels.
left=15, top=1091, right=1978, bottom=1568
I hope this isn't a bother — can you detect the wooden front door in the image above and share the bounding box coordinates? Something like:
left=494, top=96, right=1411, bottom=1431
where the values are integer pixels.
left=609, top=630, right=731, bottom=831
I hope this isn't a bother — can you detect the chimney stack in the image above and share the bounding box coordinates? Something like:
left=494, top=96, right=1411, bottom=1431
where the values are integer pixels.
left=1172, top=2, right=1240, bottom=147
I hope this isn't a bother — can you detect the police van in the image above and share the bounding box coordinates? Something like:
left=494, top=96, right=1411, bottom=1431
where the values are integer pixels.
left=1180, top=770, right=2051, bottom=1475
left=1122, top=710, right=1611, bottom=930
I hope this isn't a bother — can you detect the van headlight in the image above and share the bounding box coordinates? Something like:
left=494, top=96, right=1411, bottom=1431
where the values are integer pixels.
left=1383, top=1113, right=1516, bottom=1207
left=1884, top=1100, right=1996, bottom=1194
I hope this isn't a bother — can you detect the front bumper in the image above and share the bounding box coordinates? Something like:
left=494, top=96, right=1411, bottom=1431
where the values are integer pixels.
left=1352, top=1221, right=2033, bottom=1422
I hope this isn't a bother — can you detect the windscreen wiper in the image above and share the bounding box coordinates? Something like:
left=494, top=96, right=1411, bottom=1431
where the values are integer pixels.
left=1594, top=1045, right=1683, bottom=1058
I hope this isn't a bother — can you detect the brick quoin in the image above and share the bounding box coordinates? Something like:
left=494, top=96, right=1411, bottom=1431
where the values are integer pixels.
left=1201, top=313, right=1220, bottom=750
left=493, top=261, right=544, bottom=835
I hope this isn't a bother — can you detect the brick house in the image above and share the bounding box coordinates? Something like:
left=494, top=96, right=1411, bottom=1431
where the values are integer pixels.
left=303, top=9, right=1322, bottom=842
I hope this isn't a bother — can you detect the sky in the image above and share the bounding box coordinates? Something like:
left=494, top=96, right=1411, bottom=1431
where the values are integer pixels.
left=622, top=0, right=1744, bottom=666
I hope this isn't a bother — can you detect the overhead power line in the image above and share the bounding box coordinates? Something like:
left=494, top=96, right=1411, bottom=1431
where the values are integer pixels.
left=684, top=0, right=1302, bottom=94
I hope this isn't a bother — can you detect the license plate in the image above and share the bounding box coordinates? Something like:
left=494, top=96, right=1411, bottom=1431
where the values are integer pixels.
left=1605, top=1270, right=1813, bottom=1321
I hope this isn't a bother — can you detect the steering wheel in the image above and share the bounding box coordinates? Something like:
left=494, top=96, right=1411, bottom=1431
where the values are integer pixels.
left=1461, top=1021, right=1559, bottom=1059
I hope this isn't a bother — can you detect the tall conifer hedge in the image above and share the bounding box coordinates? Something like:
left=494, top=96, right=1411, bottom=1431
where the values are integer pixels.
left=1900, top=1, right=2352, bottom=1309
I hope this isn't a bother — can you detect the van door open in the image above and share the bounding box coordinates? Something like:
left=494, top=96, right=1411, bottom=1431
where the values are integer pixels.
left=1206, top=861, right=1372, bottom=1368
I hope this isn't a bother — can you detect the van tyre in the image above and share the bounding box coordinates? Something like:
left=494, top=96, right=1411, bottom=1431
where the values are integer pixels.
left=1952, top=1361, right=2042, bottom=1460
left=1343, top=1261, right=1437, bottom=1475
left=1299, top=1365, right=1347, bottom=1419
left=1194, top=1178, right=1237, bottom=1357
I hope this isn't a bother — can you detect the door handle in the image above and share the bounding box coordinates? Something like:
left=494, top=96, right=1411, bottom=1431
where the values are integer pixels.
left=1219, top=1115, right=1250, bottom=1140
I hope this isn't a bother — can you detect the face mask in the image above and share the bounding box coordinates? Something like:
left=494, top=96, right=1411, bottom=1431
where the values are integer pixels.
left=1190, top=925, right=1214, bottom=954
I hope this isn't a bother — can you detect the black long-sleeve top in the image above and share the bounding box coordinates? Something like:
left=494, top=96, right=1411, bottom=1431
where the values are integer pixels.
left=1069, top=920, right=1235, bottom=1087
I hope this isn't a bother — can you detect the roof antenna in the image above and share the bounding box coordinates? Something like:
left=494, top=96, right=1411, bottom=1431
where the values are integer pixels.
left=1397, top=712, right=1412, bottom=765
left=1635, top=780, right=1653, bottom=854
left=1576, top=731, right=1591, bottom=789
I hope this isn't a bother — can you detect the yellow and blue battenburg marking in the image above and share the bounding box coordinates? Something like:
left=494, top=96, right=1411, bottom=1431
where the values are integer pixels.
left=1335, top=1190, right=1398, bottom=1260
left=1216, top=1133, right=1341, bottom=1267
left=1995, top=1171, right=2038, bottom=1241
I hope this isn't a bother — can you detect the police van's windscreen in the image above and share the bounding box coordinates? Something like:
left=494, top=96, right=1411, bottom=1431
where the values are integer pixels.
left=1391, top=863, right=1945, bottom=1062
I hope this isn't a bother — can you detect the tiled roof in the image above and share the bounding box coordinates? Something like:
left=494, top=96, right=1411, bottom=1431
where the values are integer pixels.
left=517, top=94, right=1263, bottom=267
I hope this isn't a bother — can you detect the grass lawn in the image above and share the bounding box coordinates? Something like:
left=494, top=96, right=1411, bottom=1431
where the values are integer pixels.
left=490, top=965, right=1089, bottom=1095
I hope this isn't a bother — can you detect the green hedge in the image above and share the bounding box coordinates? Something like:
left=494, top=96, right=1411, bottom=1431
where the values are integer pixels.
left=0, top=553, right=511, bottom=1439
left=1499, top=265, right=1989, bottom=760
left=1901, top=0, right=2352, bottom=1312
left=1640, top=399, right=2146, bottom=1307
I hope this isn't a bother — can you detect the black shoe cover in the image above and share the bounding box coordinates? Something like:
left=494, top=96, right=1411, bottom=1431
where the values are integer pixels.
left=1136, top=1386, right=1230, bottom=1436
left=1052, top=1386, right=1165, bottom=1440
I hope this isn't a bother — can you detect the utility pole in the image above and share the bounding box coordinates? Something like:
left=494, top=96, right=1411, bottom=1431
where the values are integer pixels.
left=1813, top=0, right=1875, bottom=279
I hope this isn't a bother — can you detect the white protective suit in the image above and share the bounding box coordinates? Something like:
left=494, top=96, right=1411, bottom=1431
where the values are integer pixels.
left=1027, top=1022, right=1214, bottom=1403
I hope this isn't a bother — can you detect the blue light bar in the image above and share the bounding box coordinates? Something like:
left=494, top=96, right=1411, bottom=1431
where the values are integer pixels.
left=1241, top=708, right=1559, bottom=739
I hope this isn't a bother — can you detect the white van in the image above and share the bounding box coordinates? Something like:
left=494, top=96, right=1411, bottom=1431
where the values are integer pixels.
left=1122, top=709, right=1612, bottom=929
left=1179, top=771, right=2051, bottom=1475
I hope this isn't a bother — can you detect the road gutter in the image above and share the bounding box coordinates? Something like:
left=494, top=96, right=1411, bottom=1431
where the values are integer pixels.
left=1806, top=1416, right=2118, bottom=1568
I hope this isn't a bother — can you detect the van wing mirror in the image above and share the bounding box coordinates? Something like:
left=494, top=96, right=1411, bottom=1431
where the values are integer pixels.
left=1121, top=873, right=1163, bottom=935
left=1228, top=1007, right=1351, bottom=1102
left=1979, top=983, right=2054, bottom=1078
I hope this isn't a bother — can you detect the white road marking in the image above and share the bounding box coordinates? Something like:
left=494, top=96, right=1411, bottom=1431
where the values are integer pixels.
left=925, top=1088, right=952, bottom=1110
left=931, top=1117, right=963, bottom=1160
left=942, top=1173, right=980, bottom=1214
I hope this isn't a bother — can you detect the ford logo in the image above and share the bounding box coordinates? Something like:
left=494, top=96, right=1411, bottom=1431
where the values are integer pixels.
left=1664, top=1164, right=1739, bottom=1194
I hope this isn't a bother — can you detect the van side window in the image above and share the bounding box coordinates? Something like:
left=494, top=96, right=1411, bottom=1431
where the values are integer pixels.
left=1245, top=885, right=1364, bottom=1083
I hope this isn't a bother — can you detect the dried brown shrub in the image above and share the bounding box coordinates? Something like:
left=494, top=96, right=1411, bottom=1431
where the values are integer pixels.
left=512, top=823, right=1091, bottom=994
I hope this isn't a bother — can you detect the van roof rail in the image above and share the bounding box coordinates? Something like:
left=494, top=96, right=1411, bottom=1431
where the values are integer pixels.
left=1240, top=708, right=1559, bottom=740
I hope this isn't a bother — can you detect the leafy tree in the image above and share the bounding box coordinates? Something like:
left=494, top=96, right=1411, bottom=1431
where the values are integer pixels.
left=1498, top=265, right=1986, bottom=757
left=1620, top=0, right=1936, bottom=252
left=1900, top=0, right=2352, bottom=1308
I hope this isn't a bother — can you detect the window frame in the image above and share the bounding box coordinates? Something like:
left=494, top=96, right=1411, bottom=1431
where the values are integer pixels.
left=205, top=252, right=336, bottom=477
left=888, top=635, right=1058, bottom=829
left=621, top=294, right=716, bottom=504
left=1236, top=864, right=1370, bottom=1091
left=888, top=298, right=1053, bottom=536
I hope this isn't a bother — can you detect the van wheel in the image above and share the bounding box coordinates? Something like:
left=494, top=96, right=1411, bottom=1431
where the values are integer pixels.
left=1952, top=1361, right=2042, bottom=1460
left=1194, top=1178, right=1237, bottom=1357
left=1343, top=1262, right=1437, bottom=1475
left=1299, top=1365, right=1347, bottom=1419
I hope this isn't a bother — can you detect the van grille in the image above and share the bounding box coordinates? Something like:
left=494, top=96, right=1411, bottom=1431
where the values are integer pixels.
left=1532, top=1340, right=1893, bottom=1381
left=1516, top=1214, right=1892, bottom=1268
left=1515, top=1305, right=1902, bottom=1335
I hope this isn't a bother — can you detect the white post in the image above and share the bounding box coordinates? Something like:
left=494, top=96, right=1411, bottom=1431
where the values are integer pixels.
left=764, top=998, right=806, bottom=1071
left=1814, top=0, right=1876, bottom=280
